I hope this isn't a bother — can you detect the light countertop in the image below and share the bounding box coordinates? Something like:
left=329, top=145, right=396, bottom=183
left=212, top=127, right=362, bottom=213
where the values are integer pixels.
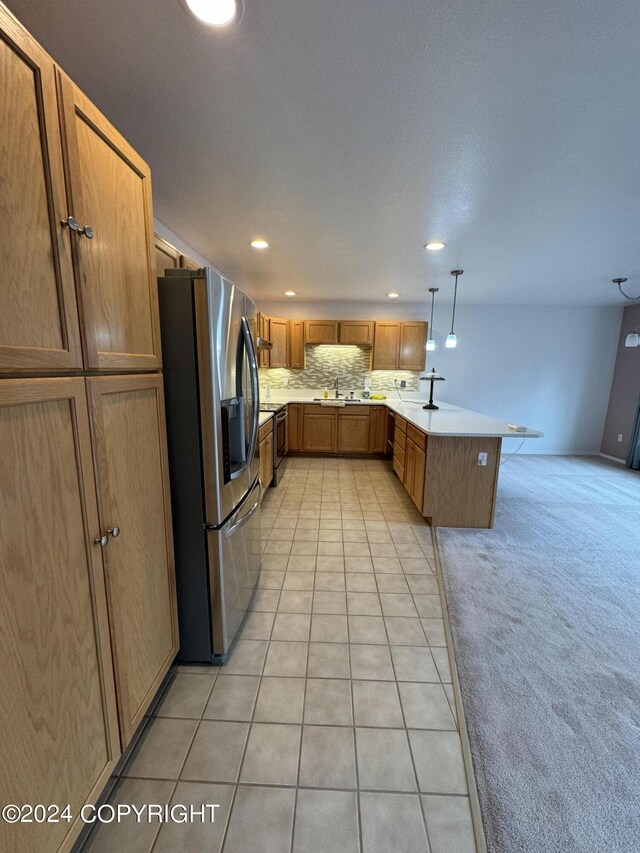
left=260, top=392, right=543, bottom=439
left=258, top=411, right=274, bottom=427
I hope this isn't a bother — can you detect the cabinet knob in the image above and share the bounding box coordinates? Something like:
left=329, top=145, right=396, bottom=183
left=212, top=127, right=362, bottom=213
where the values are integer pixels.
left=79, top=225, right=94, bottom=239
left=61, top=216, right=78, bottom=231
left=108, top=527, right=121, bottom=539
left=94, top=534, right=108, bottom=547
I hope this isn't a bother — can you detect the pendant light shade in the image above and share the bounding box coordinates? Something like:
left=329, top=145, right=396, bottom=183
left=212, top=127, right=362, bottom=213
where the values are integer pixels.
left=625, top=329, right=640, bottom=348
left=448, top=269, right=463, bottom=348
left=426, top=287, right=438, bottom=351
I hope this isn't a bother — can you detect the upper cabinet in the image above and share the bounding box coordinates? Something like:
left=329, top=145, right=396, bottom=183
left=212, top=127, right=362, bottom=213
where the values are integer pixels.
left=269, top=317, right=289, bottom=368
left=399, top=321, right=428, bottom=370
left=373, top=321, right=427, bottom=371
left=0, top=17, right=83, bottom=373
left=339, top=321, right=374, bottom=346
left=257, top=312, right=271, bottom=367
left=155, top=235, right=181, bottom=279
left=59, top=74, right=161, bottom=371
left=305, top=320, right=339, bottom=344
left=289, top=320, right=305, bottom=369
left=372, top=322, right=400, bottom=369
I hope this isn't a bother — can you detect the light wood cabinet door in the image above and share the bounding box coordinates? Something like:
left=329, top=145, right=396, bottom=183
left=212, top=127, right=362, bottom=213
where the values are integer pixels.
left=338, top=410, right=370, bottom=453
left=403, top=438, right=426, bottom=510
left=288, top=403, right=302, bottom=450
left=155, top=234, right=181, bottom=279
left=59, top=75, right=161, bottom=371
left=0, top=378, right=120, bottom=853
left=289, top=320, right=305, bottom=369
left=399, top=322, right=427, bottom=370
left=369, top=405, right=387, bottom=453
left=0, top=13, right=82, bottom=373
left=373, top=322, right=400, bottom=369
left=257, top=312, right=270, bottom=367
left=260, top=430, right=274, bottom=488
left=87, top=374, right=178, bottom=747
left=303, top=407, right=337, bottom=452
left=339, top=321, right=374, bottom=346
left=305, top=320, right=338, bottom=344
left=270, top=317, right=289, bottom=368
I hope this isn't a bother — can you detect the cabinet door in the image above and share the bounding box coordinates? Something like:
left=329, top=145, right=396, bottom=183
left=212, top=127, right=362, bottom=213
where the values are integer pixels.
left=412, top=443, right=426, bottom=511
left=303, top=409, right=337, bottom=452
left=304, top=320, right=338, bottom=344
left=257, top=313, right=270, bottom=367
left=399, top=322, right=427, bottom=370
left=270, top=317, right=289, bottom=368
left=0, top=377, right=120, bottom=853
left=369, top=405, right=387, bottom=453
left=59, top=75, right=161, bottom=371
left=0, top=14, right=82, bottom=373
left=373, top=322, right=400, bottom=369
left=263, top=430, right=274, bottom=487
left=288, top=404, right=302, bottom=450
left=155, top=234, right=180, bottom=279
left=404, top=438, right=415, bottom=492
left=339, top=321, right=374, bottom=346
left=87, top=374, right=178, bottom=747
left=289, top=320, right=305, bottom=369
left=338, top=410, right=370, bottom=453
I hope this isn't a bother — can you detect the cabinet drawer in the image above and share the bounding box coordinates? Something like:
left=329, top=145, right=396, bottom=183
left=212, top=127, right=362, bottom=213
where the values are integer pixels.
left=393, top=455, right=405, bottom=481
left=394, top=445, right=406, bottom=468
left=407, top=424, right=427, bottom=450
left=394, top=430, right=406, bottom=451
left=396, top=416, right=407, bottom=434
left=258, top=419, right=273, bottom=443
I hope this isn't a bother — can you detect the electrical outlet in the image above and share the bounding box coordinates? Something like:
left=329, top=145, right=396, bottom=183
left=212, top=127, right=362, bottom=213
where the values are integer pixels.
left=400, top=380, right=406, bottom=389
left=617, top=434, right=623, bottom=442
left=478, top=452, right=488, bottom=466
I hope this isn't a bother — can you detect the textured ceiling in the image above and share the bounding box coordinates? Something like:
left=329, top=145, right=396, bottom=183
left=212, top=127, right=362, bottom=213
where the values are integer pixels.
left=9, top=0, right=640, bottom=304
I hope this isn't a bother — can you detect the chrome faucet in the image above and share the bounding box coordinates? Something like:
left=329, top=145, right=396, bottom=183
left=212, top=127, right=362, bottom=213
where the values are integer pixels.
left=334, top=375, right=341, bottom=399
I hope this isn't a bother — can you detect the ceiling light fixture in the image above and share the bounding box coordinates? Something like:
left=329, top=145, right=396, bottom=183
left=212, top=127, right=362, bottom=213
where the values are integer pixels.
left=183, top=0, right=240, bottom=27
left=250, top=239, right=269, bottom=249
left=283, top=290, right=296, bottom=297
left=446, top=269, right=463, bottom=348
left=426, top=287, right=438, bottom=351
left=424, top=241, right=446, bottom=252
left=625, top=327, right=640, bottom=348
left=612, top=277, right=640, bottom=301
left=387, top=292, right=399, bottom=299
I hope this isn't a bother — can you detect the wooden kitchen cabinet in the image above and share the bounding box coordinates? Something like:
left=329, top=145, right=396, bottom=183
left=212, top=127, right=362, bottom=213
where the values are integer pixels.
left=399, top=321, right=428, bottom=370
left=257, top=312, right=271, bottom=367
left=58, top=74, right=161, bottom=372
left=305, top=320, right=339, bottom=344
left=0, top=377, right=120, bottom=853
left=86, top=374, right=178, bottom=747
left=269, top=317, right=290, bottom=368
left=303, top=405, right=337, bottom=452
left=258, top=419, right=274, bottom=489
left=404, top=435, right=426, bottom=511
left=339, top=321, right=374, bottom=346
left=0, top=15, right=83, bottom=374
left=155, top=234, right=181, bottom=279
left=337, top=408, right=370, bottom=453
left=369, top=405, right=387, bottom=453
left=373, top=322, right=400, bottom=369
left=373, top=322, right=427, bottom=370
left=288, top=403, right=303, bottom=450
left=289, top=320, right=305, bottom=369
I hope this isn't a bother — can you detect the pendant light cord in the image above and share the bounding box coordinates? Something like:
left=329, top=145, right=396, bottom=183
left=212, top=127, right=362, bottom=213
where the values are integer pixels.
left=450, top=273, right=459, bottom=333
left=614, top=278, right=640, bottom=300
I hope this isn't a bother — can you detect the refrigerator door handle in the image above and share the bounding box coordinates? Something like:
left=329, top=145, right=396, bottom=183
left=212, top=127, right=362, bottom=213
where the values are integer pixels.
left=224, top=478, right=262, bottom=537
left=241, top=316, right=260, bottom=468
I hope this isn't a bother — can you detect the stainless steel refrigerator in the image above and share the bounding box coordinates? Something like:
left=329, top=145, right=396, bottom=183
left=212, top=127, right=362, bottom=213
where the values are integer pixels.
left=159, top=268, right=261, bottom=662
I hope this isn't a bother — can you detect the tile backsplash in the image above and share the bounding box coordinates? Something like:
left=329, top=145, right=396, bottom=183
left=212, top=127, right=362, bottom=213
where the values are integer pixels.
left=260, top=344, right=421, bottom=391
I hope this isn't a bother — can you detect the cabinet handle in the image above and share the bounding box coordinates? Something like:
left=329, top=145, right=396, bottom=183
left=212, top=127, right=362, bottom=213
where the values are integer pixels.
left=94, top=534, right=109, bottom=547
left=61, top=216, right=78, bottom=231
left=108, top=527, right=121, bottom=539
left=78, top=224, right=94, bottom=239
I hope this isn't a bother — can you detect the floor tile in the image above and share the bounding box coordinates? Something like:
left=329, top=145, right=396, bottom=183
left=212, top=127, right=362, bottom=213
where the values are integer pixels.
left=181, top=720, right=248, bottom=782
left=316, top=555, right=345, bottom=572
left=379, top=593, right=418, bottom=617
left=313, top=591, right=347, bottom=614
left=223, top=640, right=268, bottom=675
left=384, top=616, right=427, bottom=645
left=408, top=730, right=468, bottom=793
left=352, top=680, right=404, bottom=727
left=261, top=555, right=289, bottom=571
left=307, top=642, right=351, bottom=679
left=347, top=592, right=383, bottom=616
left=315, top=572, right=346, bottom=591
left=203, top=674, right=260, bottom=721
left=421, top=617, right=447, bottom=646
left=344, top=541, right=371, bottom=556
left=254, top=676, right=306, bottom=723
left=124, top=717, right=197, bottom=779
left=283, top=571, right=315, bottom=590
left=372, top=556, right=403, bottom=573
left=413, top=594, right=442, bottom=618
left=299, top=725, right=357, bottom=789
left=369, top=543, right=397, bottom=558
left=155, top=673, right=214, bottom=719
left=271, top=612, right=311, bottom=642
left=290, top=542, right=318, bottom=556
left=421, top=794, right=476, bottom=853
left=258, top=570, right=285, bottom=589
left=264, top=641, right=308, bottom=676
left=293, top=789, right=359, bottom=853
left=355, top=728, right=417, bottom=791
left=398, top=682, right=456, bottom=730
left=349, top=644, right=395, bottom=681
left=153, top=781, right=234, bottom=853
left=359, top=792, right=429, bottom=853
left=265, top=540, right=293, bottom=555
left=241, top=610, right=276, bottom=640
left=342, top=528, right=368, bottom=542
left=311, top=613, right=349, bottom=643
left=240, top=723, right=301, bottom=784
left=223, top=786, right=296, bottom=853
left=375, top=574, right=410, bottom=593
left=304, top=678, right=353, bottom=725
left=346, top=573, right=378, bottom=592
left=406, top=574, right=439, bottom=595
left=348, top=615, right=388, bottom=644
left=400, top=558, right=432, bottom=574
left=318, top=541, right=344, bottom=556
left=278, top=590, right=313, bottom=613
left=431, top=647, right=453, bottom=683
left=250, top=589, right=281, bottom=612
left=344, top=556, right=374, bottom=573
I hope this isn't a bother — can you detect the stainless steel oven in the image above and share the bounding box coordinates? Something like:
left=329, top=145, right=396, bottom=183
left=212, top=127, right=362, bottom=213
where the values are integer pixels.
left=260, top=402, right=288, bottom=485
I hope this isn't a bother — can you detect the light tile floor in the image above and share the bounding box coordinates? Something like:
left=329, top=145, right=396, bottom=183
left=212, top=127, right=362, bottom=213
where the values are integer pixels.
left=86, top=458, right=477, bottom=853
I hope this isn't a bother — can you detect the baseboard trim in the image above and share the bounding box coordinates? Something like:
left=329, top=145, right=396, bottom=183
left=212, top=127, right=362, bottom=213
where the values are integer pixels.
left=503, top=450, right=600, bottom=456
left=599, top=452, right=626, bottom=464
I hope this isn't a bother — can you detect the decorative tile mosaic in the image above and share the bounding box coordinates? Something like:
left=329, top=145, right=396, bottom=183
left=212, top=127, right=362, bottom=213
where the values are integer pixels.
left=260, top=345, right=421, bottom=392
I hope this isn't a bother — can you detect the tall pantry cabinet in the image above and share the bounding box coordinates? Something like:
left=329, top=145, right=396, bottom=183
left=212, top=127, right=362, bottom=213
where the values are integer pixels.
left=0, top=5, right=178, bottom=852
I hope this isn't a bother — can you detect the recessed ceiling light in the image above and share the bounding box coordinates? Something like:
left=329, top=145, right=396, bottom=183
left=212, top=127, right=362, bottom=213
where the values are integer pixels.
left=284, top=291, right=296, bottom=297
left=424, top=241, right=447, bottom=251
left=183, top=0, right=238, bottom=26
left=387, top=292, right=400, bottom=299
left=250, top=239, right=269, bottom=250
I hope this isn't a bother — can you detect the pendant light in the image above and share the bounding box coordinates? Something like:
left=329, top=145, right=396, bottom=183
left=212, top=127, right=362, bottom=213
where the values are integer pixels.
left=426, top=287, right=438, bottom=351
left=613, top=277, right=640, bottom=300
left=446, top=269, right=463, bottom=348
left=625, top=327, right=640, bottom=348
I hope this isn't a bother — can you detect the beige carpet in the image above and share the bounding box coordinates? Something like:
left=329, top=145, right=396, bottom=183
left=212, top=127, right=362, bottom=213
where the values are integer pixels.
left=437, top=455, right=640, bottom=853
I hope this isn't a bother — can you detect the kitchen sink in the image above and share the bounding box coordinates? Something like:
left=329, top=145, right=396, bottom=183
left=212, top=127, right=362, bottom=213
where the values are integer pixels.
left=313, top=398, right=362, bottom=402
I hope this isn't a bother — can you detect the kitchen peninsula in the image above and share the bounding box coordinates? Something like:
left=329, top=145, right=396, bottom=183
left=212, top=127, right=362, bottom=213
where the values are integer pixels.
left=267, top=394, right=542, bottom=528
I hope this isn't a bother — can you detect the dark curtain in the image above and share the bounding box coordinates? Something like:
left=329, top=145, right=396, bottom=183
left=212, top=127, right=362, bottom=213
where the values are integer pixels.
left=627, top=395, right=640, bottom=470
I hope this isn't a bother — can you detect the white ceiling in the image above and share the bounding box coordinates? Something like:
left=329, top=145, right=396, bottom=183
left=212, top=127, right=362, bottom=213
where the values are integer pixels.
left=10, top=0, right=640, bottom=305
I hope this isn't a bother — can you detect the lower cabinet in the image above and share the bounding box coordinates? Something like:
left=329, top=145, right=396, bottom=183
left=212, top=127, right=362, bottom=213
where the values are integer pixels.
left=258, top=420, right=274, bottom=489
left=338, top=409, right=370, bottom=453
left=303, top=406, right=337, bottom=452
left=288, top=404, right=302, bottom=450
left=0, top=377, right=121, bottom=853
left=369, top=405, right=387, bottom=453
left=86, top=374, right=178, bottom=748
left=404, top=436, right=426, bottom=511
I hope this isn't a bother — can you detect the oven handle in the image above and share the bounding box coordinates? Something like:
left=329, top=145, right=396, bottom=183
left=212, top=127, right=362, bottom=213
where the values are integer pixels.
left=276, top=410, right=288, bottom=421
